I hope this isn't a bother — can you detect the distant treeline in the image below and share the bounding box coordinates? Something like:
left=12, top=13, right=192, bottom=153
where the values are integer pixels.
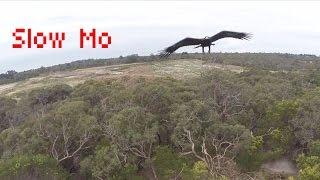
left=1, top=52, right=319, bottom=85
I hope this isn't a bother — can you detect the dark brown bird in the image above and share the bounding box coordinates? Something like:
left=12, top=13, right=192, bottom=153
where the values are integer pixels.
left=160, top=31, right=252, bottom=58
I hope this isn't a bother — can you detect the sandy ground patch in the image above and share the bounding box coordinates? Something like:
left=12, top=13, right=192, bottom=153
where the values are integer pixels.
left=0, top=83, right=17, bottom=93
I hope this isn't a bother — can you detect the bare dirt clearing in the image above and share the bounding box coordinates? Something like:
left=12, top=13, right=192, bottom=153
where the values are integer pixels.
left=0, top=59, right=243, bottom=96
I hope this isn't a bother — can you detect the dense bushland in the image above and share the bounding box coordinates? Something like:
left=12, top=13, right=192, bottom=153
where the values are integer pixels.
left=1, top=53, right=320, bottom=179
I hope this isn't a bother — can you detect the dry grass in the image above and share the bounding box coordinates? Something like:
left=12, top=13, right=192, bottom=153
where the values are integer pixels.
left=0, top=59, right=243, bottom=97
left=152, top=59, right=243, bottom=78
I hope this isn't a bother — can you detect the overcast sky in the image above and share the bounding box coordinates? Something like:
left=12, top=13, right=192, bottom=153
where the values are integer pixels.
left=0, top=1, right=320, bottom=73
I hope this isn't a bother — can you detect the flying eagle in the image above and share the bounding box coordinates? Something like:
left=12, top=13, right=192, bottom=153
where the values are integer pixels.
left=160, top=31, right=252, bottom=58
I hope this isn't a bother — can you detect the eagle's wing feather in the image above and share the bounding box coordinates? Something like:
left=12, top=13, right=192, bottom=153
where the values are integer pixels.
left=160, top=37, right=203, bottom=58
left=209, top=31, right=252, bottom=42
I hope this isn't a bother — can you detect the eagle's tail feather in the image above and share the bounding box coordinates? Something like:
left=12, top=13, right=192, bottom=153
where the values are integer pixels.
left=242, top=33, right=253, bottom=40
left=159, top=50, right=171, bottom=59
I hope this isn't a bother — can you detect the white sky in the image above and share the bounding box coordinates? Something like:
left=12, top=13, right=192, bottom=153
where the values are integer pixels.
left=0, top=1, right=320, bottom=73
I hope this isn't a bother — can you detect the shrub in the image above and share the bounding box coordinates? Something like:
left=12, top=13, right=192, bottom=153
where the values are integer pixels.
left=310, top=140, right=320, bottom=156
left=0, top=154, right=68, bottom=180
left=297, top=154, right=320, bottom=180
left=153, top=146, right=192, bottom=179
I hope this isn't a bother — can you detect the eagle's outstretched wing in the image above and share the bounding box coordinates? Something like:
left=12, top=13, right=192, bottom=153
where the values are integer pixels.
left=160, top=37, right=203, bottom=58
left=209, top=31, right=252, bottom=42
